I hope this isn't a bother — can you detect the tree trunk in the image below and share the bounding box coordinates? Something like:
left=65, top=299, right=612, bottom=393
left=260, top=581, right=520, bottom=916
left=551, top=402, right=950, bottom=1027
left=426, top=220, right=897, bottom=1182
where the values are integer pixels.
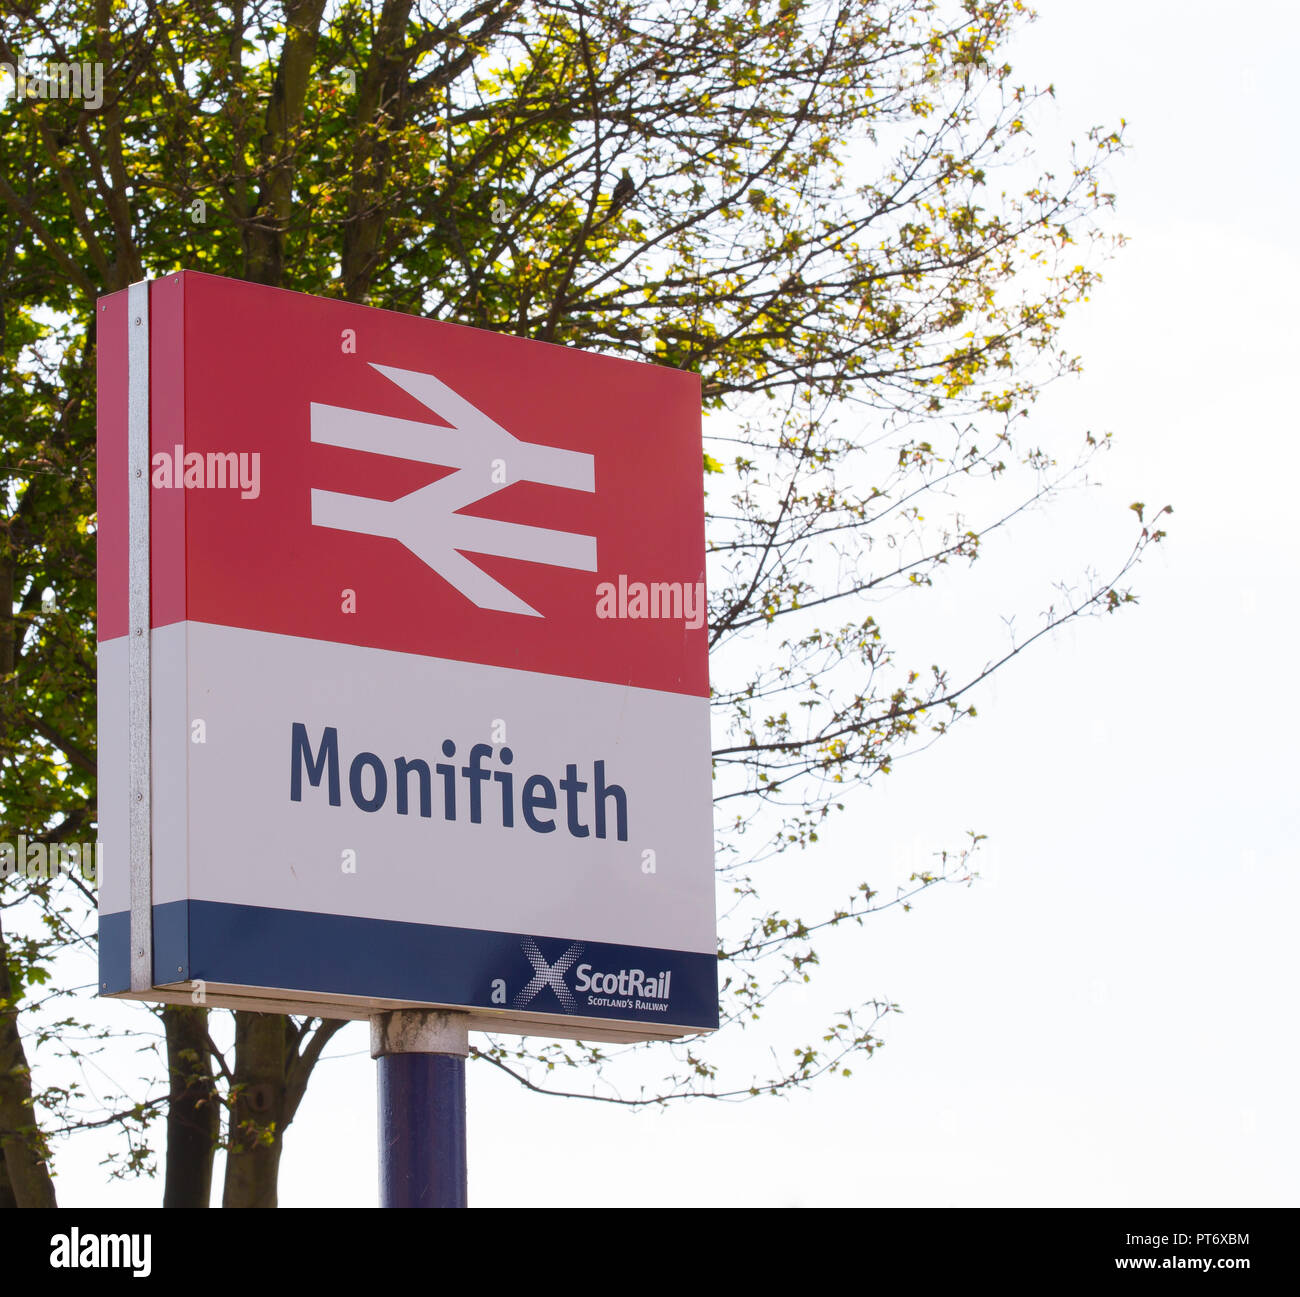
left=0, top=919, right=57, bottom=1208
left=222, top=1011, right=290, bottom=1207
left=162, top=1006, right=218, bottom=1207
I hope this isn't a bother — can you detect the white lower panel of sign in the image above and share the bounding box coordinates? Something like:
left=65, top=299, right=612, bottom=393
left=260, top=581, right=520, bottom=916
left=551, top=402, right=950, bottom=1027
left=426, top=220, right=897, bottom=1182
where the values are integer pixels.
left=168, top=621, right=715, bottom=955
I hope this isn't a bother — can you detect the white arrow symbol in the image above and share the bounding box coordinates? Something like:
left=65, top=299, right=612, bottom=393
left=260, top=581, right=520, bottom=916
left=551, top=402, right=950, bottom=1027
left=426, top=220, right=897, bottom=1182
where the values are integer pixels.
left=310, top=363, right=596, bottom=617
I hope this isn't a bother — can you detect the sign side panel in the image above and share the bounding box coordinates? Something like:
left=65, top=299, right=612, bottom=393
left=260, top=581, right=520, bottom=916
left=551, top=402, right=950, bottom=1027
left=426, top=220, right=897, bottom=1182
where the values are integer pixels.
left=127, top=280, right=153, bottom=991
left=96, top=291, right=129, bottom=990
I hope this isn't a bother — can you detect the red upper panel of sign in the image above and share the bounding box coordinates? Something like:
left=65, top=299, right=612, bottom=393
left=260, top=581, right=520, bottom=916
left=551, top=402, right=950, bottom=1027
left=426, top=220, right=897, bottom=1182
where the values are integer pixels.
left=97, top=271, right=708, bottom=697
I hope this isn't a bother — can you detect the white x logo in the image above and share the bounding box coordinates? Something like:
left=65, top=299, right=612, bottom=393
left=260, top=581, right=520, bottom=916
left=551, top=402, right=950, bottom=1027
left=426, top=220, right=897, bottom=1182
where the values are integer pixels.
left=512, top=938, right=584, bottom=1013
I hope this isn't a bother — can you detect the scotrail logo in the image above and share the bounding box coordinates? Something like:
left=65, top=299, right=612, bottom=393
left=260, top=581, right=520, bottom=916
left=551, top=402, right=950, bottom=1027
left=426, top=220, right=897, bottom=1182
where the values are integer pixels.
left=509, top=939, right=672, bottom=1016
left=310, top=363, right=596, bottom=617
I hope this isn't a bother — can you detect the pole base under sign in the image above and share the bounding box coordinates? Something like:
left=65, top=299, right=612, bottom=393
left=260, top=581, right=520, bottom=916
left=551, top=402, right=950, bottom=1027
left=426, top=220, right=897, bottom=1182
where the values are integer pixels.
left=372, top=1010, right=469, bottom=1209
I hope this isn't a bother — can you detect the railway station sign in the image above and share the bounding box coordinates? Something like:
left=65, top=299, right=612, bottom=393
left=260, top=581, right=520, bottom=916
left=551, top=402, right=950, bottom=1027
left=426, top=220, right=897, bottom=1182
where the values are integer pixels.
left=97, top=270, right=716, bottom=1041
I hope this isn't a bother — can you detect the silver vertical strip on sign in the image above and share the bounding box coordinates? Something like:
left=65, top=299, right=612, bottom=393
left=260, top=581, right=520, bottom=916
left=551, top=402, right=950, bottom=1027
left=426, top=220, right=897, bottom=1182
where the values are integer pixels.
left=127, top=279, right=152, bottom=993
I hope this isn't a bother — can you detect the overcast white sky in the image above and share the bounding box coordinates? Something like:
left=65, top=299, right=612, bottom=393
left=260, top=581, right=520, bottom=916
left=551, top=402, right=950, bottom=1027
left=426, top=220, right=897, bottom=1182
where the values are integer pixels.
left=48, top=0, right=1298, bottom=1207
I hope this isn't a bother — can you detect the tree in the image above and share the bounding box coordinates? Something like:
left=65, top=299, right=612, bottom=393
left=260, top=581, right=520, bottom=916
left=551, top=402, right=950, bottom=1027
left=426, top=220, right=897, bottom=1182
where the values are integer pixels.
left=0, top=0, right=1165, bottom=1205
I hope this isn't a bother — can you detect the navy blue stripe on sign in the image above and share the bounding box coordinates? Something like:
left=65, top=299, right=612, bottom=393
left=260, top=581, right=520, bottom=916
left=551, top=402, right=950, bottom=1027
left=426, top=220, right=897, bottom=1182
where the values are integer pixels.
left=98, top=900, right=189, bottom=993
left=100, top=902, right=719, bottom=1029
left=98, top=909, right=130, bottom=993
left=154, top=899, right=189, bottom=985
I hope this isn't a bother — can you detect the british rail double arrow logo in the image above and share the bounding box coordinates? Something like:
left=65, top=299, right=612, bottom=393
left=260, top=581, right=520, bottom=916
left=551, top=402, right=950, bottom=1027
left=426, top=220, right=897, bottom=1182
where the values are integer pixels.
left=310, top=364, right=597, bottom=617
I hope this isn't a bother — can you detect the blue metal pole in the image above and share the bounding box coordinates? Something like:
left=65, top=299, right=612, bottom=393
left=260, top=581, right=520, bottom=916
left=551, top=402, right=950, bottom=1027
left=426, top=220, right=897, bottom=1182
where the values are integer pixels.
left=372, top=1011, right=468, bottom=1208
